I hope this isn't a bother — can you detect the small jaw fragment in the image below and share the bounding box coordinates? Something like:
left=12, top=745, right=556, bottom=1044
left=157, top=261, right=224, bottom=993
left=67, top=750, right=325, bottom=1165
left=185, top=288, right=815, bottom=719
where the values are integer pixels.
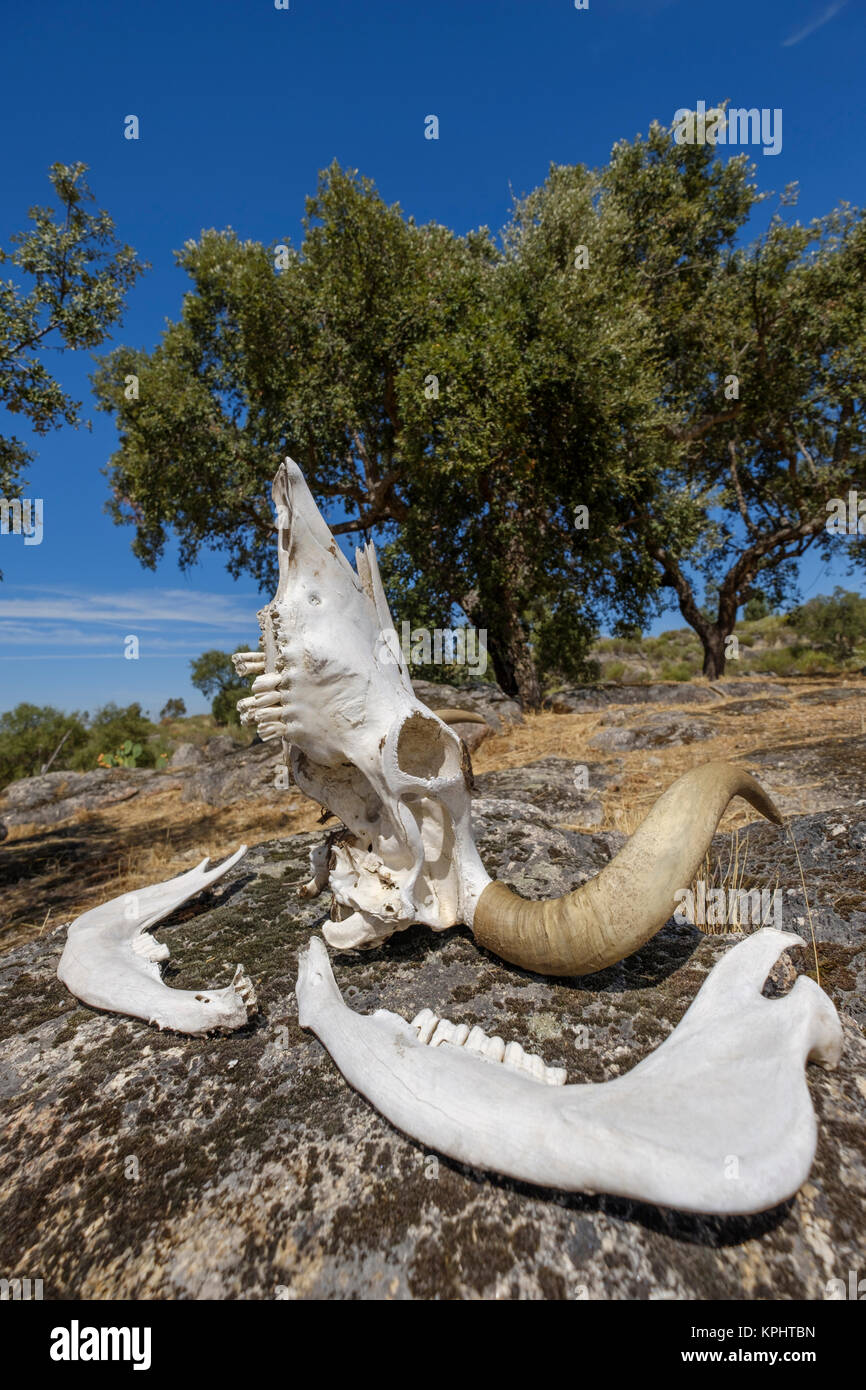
left=57, top=847, right=257, bottom=1035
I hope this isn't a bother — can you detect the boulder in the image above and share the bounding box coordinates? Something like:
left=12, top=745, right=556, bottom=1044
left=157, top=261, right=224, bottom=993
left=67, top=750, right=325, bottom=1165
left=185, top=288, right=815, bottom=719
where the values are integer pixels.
left=168, top=743, right=204, bottom=768
left=546, top=682, right=720, bottom=714
left=473, top=756, right=612, bottom=828
left=0, top=767, right=159, bottom=828
left=413, top=679, right=523, bottom=731
left=591, top=712, right=719, bottom=751
left=0, top=798, right=862, bottom=1300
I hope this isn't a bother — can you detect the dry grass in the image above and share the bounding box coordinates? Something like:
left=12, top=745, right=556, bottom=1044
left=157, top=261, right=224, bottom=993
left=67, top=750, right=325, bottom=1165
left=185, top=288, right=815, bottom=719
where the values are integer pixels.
left=473, top=676, right=865, bottom=835
left=1, top=785, right=322, bottom=952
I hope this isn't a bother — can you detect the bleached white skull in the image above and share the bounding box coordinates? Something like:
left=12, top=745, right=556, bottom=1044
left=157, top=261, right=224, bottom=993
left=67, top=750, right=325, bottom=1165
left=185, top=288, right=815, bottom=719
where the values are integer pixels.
left=233, top=459, right=490, bottom=952
left=53, top=457, right=844, bottom=1218
left=235, top=459, right=791, bottom=979
left=56, top=457, right=797, bottom=1028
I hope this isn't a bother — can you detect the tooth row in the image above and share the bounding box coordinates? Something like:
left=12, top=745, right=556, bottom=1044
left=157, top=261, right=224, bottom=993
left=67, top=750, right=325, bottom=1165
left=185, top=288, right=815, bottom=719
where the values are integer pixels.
left=232, top=650, right=265, bottom=676
left=237, top=686, right=291, bottom=731
left=410, top=1009, right=566, bottom=1085
left=251, top=672, right=282, bottom=693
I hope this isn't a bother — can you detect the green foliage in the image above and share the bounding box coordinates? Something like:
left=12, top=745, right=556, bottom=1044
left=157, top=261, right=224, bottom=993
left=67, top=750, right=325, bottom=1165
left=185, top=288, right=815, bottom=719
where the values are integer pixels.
left=70, top=703, right=158, bottom=771
left=190, top=649, right=249, bottom=725
left=0, top=704, right=88, bottom=788
left=743, top=593, right=772, bottom=622
left=788, top=588, right=866, bottom=663
left=0, top=701, right=164, bottom=790
left=659, top=660, right=700, bottom=682
left=0, top=162, right=145, bottom=507
left=91, top=130, right=866, bottom=697
left=210, top=687, right=243, bottom=727
left=98, top=739, right=144, bottom=769
left=92, top=161, right=664, bottom=705
left=159, top=697, right=186, bottom=722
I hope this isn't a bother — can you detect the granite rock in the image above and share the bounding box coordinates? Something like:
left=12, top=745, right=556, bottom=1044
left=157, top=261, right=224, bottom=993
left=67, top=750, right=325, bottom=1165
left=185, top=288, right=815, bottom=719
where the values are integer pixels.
left=0, top=797, right=862, bottom=1301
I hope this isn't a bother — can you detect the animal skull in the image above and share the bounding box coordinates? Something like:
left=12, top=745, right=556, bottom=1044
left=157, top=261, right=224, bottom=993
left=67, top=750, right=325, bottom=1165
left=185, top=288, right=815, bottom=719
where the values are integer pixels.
left=233, top=459, right=491, bottom=953
left=235, top=458, right=787, bottom=976
left=51, top=456, right=844, bottom=1218
left=56, top=456, right=791, bottom=1030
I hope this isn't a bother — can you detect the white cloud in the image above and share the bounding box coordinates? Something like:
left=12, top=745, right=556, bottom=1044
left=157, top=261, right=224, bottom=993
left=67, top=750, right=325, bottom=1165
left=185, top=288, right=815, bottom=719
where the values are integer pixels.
left=0, top=586, right=258, bottom=630
left=0, top=586, right=260, bottom=656
left=782, top=0, right=847, bottom=47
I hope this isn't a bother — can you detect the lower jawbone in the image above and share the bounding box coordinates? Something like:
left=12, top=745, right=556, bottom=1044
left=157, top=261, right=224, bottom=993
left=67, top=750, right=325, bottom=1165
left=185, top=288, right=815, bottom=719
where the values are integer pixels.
left=296, top=928, right=842, bottom=1216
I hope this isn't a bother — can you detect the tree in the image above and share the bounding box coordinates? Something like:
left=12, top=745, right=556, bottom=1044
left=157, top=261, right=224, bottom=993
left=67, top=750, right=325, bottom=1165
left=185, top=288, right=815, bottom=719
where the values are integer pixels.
left=92, top=164, right=431, bottom=588
left=190, top=650, right=248, bottom=725
left=93, top=163, right=664, bottom=705
left=789, top=588, right=866, bottom=664
left=159, top=697, right=187, bottom=722
left=593, top=112, right=866, bottom=677
left=0, top=162, right=145, bottom=523
left=0, top=704, right=87, bottom=790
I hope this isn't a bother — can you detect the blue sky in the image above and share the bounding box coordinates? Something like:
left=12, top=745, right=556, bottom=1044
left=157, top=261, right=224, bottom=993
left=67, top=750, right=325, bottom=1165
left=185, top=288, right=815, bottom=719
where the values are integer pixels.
left=1, top=0, right=864, bottom=716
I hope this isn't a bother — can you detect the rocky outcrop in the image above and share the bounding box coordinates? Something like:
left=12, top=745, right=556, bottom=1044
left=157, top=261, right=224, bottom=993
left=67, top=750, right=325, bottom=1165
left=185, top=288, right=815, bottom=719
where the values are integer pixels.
left=590, top=711, right=719, bottom=751
left=473, top=756, right=613, bottom=828
left=0, top=785, right=862, bottom=1300
left=413, top=679, right=523, bottom=731
left=0, top=738, right=286, bottom=828
left=546, top=679, right=789, bottom=714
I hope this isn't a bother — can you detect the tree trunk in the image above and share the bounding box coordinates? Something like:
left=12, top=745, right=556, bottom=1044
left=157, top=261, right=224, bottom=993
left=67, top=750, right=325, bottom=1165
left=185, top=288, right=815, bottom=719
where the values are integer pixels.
left=461, top=591, right=542, bottom=710
left=701, top=628, right=728, bottom=680
left=487, top=627, right=542, bottom=709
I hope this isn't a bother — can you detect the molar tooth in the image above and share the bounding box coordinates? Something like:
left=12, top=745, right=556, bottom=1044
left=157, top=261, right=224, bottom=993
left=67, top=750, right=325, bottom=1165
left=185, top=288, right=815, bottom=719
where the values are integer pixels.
left=253, top=690, right=281, bottom=709
left=466, top=1026, right=487, bottom=1054
left=482, top=1035, right=505, bottom=1063
left=431, top=1019, right=457, bottom=1047
left=451, top=1023, right=470, bottom=1046
left=252, top=673, right=281, bottom=693
left=504, top=1041, right=524, bottom=1069
left=259, top=723, right=287, bottom=741
left=412, top=1009, right=439, bottom=1044
left=232, top=651, right=265, bottom=676
left=525, top=1054, right=546, bottom=1082
left=546, top=1067, right=568, bottom=1087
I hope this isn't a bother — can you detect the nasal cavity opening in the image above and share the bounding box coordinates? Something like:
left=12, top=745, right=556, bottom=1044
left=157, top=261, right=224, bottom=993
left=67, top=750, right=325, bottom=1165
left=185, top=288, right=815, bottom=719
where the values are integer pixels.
left=396, top=713, right=461, bottom=782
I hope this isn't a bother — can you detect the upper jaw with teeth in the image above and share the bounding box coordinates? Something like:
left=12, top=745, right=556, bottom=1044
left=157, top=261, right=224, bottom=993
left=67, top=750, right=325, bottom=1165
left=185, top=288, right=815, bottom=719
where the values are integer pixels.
left=232, top=457, right=788, bottom=978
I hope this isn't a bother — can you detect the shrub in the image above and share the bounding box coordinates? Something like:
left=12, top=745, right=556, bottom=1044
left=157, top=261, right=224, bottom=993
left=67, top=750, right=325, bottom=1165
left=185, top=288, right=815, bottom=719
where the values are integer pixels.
left=98, top=739, right=144, bottom=768
left=752, top=648, right=803, bottom=676
left=660, top=660, right=698, bottom=682
left=0, top=705, right=88, bottom=790
left=70, top=703, right=160, bottom=770
left=788, top=588, right=866, bottom=663
left=159, top=698, right=187, bottom=722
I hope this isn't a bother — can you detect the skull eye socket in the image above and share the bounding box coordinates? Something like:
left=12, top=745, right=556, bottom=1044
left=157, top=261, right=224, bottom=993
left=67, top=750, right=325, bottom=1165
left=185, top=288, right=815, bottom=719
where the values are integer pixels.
left=396, top=713, right=462, bottom=782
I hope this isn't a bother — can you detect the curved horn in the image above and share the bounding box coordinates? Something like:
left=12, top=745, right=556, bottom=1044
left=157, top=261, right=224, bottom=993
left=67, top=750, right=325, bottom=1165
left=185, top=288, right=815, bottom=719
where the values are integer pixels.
left=471, top=761, right=783, bottom=976
left=432, top=707, right=488, bottom=726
